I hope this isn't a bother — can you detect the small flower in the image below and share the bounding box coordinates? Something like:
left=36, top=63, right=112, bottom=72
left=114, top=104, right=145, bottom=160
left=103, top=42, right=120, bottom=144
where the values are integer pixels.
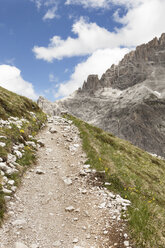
left=20, top=129, right=24, bottom=133
left=99, top=157, right=101, bottom=161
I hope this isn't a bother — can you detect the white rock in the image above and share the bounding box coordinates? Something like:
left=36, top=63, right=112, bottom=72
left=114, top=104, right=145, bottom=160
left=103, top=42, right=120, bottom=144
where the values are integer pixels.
left=79, top=170, right=87, bottom=176
left=4, top=196, right=11, bottom=202
left=15, top=242, right=28, bottom=248
left=12, top=219, right=27, bottom=226
left=1, top=170, right=5, bottom=176
left=6, top=168, right=18, bottom=176
left=124, top=241, right=130, bottom=247
left=36, top=169, right=45, bottom=175
left=11, top=186, right=17, bottom=192
left=37, top=139, right=45, bottom=147
left=53, top=241, right=61, bottom=247
left=0, top=162, right=9, bottom=172
left=31, top=245, right=39, bottom=248
left=26, top=141, right=37, bottom=148
left=49, top=127, right=57, bottom=133
left=65, top=206, right=75, bottom=212
left=14, top=150, right=23, bottom=159
left=63, top=178, right=72, bottom=186
left=98, top=202, right=106, bottom=209
left=7, top=154, right=17, bottom=163
left=2, top=188, right=12, bottom=194
left=81, top=189, right=87, bottom=194
left=105, top=182, right=111, bottom=186
left=73, top=238, right=79, bottom=243
left=83, top=164, right=90, bottom=169
left=8, top=180, right=15, bottom=186
left=86, top=234, right=91, bottom=239
left=0, top=142, right=6, bottom=147
left=124, top=233, right=128, bottom=239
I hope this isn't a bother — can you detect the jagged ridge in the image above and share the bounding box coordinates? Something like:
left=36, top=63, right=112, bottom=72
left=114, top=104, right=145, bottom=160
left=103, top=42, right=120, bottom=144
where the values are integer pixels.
left=38, top=33, right=165, bottom=157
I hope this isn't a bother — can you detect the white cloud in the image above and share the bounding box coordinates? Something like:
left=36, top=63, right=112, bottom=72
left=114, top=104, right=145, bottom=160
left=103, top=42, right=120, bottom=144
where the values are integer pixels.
left=33, top=17, right=118, bottom=61
left=43, top=6, right=58, bottom=20
left=32, top=0, right=59, bottom=20
left=65, top=0, right=141, bottom=9
left=0, top=65, right=38, bottom=100
left=49, top=73, right=58, bottom=82
left=33, top=0, right=165, bottom=62
left=55, top=48, right=129, bottom=97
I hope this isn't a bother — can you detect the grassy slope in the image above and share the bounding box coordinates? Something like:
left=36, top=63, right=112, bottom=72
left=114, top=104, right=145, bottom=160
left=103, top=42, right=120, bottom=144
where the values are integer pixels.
left=65, top=114, right=165, bottom=248
left=0, top=86, right=47, bottom=224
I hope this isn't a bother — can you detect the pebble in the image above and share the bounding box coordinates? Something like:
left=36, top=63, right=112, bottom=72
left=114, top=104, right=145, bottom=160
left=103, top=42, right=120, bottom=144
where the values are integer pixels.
left=53, top=241, right=62, bottom=247
left=15, top=242, right=28, bottom=248
left=12, top=219, right=27, bottom=226
left=65, top=206, right=75, bottom=212
left=49, top=127, right=57, bottom=133
left=63, top=178, right=72, bottom=186
left=124, top=241, right=130, bottom=247
left=4, top=196, right=11, bottom=202
left=73, top=238, right=79, bottom=243
left=36, top=169, right=45, bottom=175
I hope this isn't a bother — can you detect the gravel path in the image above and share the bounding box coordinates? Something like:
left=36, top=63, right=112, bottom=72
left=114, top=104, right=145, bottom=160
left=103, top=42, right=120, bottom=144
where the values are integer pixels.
left=0, top=117, right=131, bottom=248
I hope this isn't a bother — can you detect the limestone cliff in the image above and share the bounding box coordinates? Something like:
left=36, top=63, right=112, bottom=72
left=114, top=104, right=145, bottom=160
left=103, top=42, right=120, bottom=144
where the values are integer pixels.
left=38, top=34, right=165, bottom=157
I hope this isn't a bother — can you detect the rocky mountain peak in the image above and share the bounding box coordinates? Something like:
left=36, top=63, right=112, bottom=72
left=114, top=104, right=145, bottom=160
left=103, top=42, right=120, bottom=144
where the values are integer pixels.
left=38, top=33, right=165, bottom=157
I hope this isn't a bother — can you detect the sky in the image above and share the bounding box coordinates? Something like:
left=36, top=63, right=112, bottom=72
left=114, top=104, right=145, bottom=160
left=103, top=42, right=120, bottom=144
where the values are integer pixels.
left=0, top=0, right=165, bottom=101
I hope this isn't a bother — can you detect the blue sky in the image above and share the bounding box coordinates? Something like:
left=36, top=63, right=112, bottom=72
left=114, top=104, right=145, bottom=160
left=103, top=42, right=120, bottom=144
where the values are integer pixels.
left=0, top=0, right=165, bottom=101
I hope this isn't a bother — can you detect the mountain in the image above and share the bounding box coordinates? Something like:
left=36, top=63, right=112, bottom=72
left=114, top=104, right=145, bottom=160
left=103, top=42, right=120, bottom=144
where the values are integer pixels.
left=38, top=33, right=165, bottom=157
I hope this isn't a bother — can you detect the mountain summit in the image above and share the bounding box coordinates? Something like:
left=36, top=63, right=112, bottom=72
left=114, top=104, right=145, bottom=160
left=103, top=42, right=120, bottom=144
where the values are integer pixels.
left=38, top=33, right=165, bottom=157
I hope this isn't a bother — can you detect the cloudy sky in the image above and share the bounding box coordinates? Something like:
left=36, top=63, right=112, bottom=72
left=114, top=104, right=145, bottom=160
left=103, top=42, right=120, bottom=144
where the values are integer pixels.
left=0, top=0, right=165, bottom=100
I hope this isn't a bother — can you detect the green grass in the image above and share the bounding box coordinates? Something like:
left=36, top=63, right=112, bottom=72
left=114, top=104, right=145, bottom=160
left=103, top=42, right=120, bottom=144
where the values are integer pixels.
left=0, top=86, right=47, bottom=225
left=65, top=114, right=165, bottom=248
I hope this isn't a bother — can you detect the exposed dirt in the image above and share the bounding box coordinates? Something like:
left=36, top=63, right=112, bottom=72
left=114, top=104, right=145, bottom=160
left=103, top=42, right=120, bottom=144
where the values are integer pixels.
left=0, top=117, right=131, bottom=248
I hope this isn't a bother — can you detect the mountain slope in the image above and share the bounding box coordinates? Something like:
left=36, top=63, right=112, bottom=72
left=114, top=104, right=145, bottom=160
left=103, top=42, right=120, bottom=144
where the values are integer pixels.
left=38, top=33, right=165, bottom=157
left=65, top=114, right=165, bottom=248
left=0, top=86, right=46, bottom=224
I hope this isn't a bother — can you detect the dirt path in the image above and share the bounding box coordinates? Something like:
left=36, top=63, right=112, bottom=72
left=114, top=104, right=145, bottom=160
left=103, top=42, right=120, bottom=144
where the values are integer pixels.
left=0, top=116, right=131, bottom=248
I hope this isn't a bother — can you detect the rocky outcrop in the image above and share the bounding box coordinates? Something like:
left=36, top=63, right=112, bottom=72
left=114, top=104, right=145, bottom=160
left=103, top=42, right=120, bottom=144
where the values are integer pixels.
left=38, top=34, right=165, bottom=157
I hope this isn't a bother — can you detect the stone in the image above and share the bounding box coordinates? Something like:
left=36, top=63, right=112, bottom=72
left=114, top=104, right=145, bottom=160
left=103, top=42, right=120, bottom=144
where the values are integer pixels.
left=7, top=154, right=17, bottom=163
left=73, top=238, right=79, bottom=244
left=26, top=141, right=37, bottom=148
left=11, top=186, right=17, bottom=192
left=0, top=162, right=9, bottom=172
left=79, top=170, right=87, bottom=176
left=53, top=241, right=61, bottom=247
left=63, top=178, right=72, bottom=186
left=14, top=150, right=23, bottom=159
left=12, top=219, right=27, bottom=226
left=15, top=242, right=28, bottom=248
left=36, top=168, right=45, bottom=175
left=37, top=139, right=45, bottom=147
left=4, top=196, right=11, bottom=202
left=2, top=188, right=12, bottom=194
left=8, top=180, right=15, bottom=185
left=31, top=245, right=39, bottom=248
left=49, top=127, right=57, bottom=133
left=124, top=241, right=130, bottom=247
left=65, top=206, right=75, bottom=212
left=0, top=142, right=6, bottom=147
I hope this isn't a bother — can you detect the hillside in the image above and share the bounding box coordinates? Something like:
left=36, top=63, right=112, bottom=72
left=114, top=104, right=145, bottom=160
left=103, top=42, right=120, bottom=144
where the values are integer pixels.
left=65, top=114, right=165, bottom=248
left=38, top=33, right=165, bottom=158
left=0, top=86, right=46, bottom=223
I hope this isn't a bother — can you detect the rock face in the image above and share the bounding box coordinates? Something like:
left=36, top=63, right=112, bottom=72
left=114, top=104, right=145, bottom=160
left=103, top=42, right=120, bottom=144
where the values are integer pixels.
left=38, top=34, right=165, bottom=157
